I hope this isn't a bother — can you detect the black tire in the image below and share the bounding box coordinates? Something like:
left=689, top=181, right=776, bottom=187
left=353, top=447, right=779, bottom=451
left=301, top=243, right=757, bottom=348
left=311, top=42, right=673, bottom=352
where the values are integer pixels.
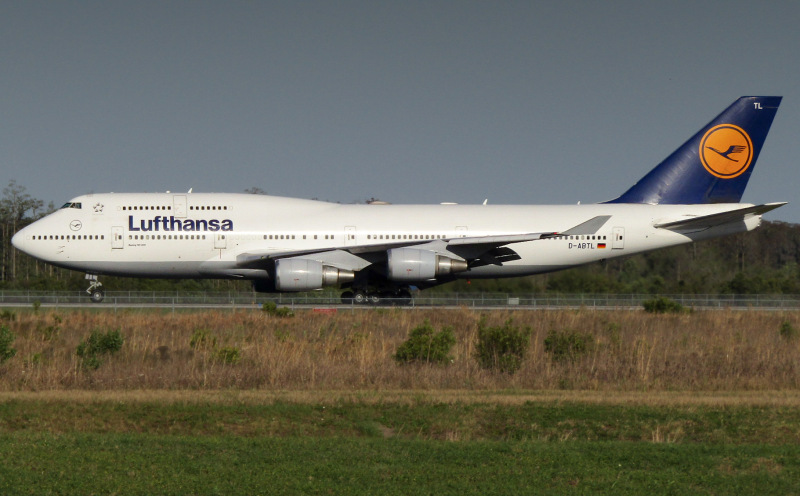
left=341, top=291, right=354, bottom=304
left=369, top=294, right=380, bottom=305
left=90, top=289, right=105, bottom=303
left=379, top=291, right=398, bottom=306
left=354, top=291, right=366, bottom=304
left=397, top=289, right=413, bottom=306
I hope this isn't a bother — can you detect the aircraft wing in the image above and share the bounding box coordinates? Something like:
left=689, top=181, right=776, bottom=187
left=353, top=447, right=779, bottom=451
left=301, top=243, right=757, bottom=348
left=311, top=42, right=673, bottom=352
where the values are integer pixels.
left=653, top=203, right=786, bottom=232
left=440, top=215, right=610, bottom=261
left=234, top=235, right=545, bottom=271
left=236, top=215, right=612, bottom=272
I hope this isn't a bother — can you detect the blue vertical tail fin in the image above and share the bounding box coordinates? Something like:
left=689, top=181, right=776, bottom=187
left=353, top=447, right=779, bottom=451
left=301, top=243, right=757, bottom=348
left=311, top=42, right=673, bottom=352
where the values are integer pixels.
left=607, top=96, right=781, bottom=204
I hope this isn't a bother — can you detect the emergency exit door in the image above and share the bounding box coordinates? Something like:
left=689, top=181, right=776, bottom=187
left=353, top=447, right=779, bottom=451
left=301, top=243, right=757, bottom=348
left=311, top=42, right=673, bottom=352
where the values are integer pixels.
left=612, top=227, right=625, bottom=249
left=111, top=227, right=124, bottom=249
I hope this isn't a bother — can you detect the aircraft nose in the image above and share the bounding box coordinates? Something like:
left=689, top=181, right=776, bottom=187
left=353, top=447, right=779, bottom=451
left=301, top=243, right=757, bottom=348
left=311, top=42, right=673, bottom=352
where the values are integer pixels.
left=11, top=228, right=26, bottom=253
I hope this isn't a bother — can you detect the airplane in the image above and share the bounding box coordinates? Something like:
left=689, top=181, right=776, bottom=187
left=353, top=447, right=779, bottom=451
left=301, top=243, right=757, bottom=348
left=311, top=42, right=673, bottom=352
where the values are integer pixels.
left=12, top=96, right=785, bottom=304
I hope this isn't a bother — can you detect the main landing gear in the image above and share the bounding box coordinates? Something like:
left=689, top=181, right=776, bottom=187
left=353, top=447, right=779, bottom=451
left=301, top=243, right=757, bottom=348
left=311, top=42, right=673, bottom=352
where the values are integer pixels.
left=341, top=288, right=413, bottom=306
left=86, top=274, right=105, bottom=303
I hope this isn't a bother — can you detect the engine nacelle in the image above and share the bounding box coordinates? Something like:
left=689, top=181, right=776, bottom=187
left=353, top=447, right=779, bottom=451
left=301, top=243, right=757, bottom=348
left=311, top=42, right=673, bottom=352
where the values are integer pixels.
left=387, top=248, right=468, bottom=282
left=274, top=258, right=355, bottom=291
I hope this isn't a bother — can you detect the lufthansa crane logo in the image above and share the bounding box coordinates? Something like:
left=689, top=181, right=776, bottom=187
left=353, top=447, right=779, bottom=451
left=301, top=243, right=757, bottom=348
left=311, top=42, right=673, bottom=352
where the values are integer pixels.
left=699, top=124, right=753, bottom=179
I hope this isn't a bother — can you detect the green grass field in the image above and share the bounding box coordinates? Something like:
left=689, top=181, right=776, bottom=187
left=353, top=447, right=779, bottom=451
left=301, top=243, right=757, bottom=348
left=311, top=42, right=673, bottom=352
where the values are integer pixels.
left=3, top=434, right=799, bottom=495
left=2, top=394, right=800, bottom=495
left=2, top=307, right=800, bottom=493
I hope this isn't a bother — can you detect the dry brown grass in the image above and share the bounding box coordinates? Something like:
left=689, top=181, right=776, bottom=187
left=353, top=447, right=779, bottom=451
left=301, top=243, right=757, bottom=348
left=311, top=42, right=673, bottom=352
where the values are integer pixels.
left=1, top=307, right=799, bottom=392
left=2, top=389, right=800, bottom=408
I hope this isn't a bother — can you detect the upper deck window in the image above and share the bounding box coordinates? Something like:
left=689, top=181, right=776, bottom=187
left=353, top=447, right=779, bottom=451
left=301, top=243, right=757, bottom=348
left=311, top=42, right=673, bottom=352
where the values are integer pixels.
left=60, top=202, right=82, bottom=209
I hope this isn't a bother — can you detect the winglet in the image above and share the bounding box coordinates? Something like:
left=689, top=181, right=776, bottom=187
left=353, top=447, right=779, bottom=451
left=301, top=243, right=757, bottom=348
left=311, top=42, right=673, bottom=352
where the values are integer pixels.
left=559, top=215, right=612, bottom=235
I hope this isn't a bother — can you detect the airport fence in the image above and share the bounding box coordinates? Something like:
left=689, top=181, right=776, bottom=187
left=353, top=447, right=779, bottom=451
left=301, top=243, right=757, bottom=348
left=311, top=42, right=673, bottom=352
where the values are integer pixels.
left=1, top=291, right=800, bottom=310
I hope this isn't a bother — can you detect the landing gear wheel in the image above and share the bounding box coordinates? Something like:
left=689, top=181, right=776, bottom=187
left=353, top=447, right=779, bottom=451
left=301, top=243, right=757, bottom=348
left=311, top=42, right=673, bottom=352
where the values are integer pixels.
left=369, top=294, right=381, bottom=305
left=85, top=275, right=104, bottom=303
left=341, top=291, right=354, bottom=304
left=354, top=291, right=367, bottom=304
left=90, top=288, right=105, bottom=303
left=397, top=289, right=412, bottom=306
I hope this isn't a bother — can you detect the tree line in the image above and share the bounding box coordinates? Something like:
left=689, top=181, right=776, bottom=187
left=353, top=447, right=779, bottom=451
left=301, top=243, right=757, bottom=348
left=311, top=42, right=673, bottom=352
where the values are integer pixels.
left=2, top=180, right=799, bottom=294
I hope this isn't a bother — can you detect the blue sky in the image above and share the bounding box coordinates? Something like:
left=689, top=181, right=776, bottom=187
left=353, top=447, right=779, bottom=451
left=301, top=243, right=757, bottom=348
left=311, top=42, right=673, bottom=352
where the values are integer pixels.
left=2, top=1, right=799, bottom=221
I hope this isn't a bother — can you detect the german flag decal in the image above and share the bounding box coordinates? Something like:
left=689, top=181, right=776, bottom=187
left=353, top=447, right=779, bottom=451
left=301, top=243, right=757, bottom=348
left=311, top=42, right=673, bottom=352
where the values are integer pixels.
left=598, top=243, right=607, bottom=249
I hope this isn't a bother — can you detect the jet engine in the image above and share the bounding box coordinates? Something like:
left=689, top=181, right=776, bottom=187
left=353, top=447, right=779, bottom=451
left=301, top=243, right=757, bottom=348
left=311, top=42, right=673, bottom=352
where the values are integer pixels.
left=387, top=248, right=468, bottom=281
left=274, top=258, right=355, bottom=291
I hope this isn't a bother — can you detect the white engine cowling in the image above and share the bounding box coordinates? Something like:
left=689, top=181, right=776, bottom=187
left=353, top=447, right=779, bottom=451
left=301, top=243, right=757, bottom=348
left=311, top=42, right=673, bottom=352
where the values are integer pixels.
left=275, top=259, right=355, bottom=291
left=387, top=248, right=468, bottom=282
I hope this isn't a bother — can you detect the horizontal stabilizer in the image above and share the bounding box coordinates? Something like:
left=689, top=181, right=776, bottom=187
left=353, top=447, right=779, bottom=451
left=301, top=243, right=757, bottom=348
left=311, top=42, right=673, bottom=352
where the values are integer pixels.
left=654, top=202, right=786, bottom=230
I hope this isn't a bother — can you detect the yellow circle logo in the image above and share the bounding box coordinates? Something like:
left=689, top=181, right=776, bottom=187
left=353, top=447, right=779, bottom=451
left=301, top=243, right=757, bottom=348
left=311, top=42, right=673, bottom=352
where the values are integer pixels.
left=699, top=124, right=753, bottom=179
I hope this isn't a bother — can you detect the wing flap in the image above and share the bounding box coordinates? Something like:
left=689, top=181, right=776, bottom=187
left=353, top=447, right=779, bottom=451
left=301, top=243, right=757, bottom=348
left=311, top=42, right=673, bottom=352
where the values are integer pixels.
left=237, top=249, right=373, bottom=271
left=445, top=233, right=548, bottom=260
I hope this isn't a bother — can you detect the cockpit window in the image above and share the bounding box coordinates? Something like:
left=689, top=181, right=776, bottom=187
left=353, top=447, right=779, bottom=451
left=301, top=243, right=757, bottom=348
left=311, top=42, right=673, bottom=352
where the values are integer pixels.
left=60, top=202, right=82, bottom=209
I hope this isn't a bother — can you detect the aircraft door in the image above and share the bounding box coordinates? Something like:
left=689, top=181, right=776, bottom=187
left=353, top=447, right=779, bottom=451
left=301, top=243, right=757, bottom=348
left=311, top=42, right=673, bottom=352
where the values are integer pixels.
left=612, top=227, right=625, bottom=249
left=111, top=227, right=124, bottom=249
left=214, top=234, right=227, bottom=250
left=344, top=226, right=356, bottom=247
left=173, top=195, right=187, bottom=218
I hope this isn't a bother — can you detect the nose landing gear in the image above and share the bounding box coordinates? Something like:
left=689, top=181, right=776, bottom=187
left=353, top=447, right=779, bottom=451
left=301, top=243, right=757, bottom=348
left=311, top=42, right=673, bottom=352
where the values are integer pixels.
left=86, top=274, right=105, bottom=303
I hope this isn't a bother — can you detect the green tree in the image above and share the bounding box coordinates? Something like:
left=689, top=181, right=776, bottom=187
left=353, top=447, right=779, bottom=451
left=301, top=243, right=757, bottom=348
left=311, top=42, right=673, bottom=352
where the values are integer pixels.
left=394, top=320, right=456, bottom=365
left=1, top=180, right=45, bottom=283
left=474, top=318, right=530, bottom=374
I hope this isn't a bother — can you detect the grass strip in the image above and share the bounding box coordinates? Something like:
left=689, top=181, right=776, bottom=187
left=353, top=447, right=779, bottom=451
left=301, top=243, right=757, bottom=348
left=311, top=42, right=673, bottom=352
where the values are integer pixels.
left=1, top=433, right=798, bottom=495
left=2, top=398, right=800, bottom=444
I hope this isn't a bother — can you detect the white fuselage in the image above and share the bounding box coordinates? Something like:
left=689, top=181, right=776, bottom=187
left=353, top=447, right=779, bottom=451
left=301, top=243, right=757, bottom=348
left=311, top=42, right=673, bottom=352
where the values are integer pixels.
left=12, top=192, right=761, bottom=282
